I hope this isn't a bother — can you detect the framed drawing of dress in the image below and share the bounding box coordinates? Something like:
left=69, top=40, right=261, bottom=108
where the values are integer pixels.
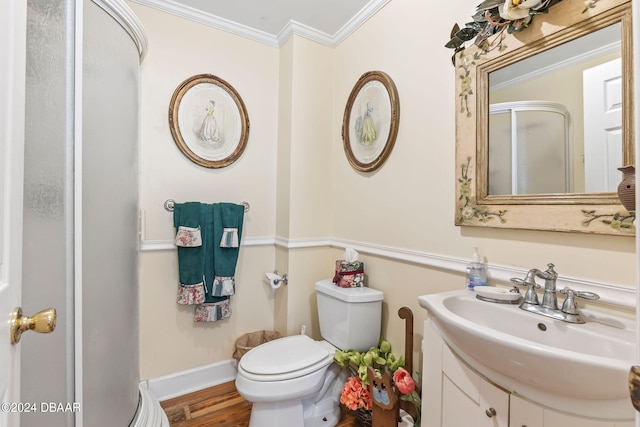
left=169, top=74, right=250, bottom=168
left=342, top=71, right=400, bottom=172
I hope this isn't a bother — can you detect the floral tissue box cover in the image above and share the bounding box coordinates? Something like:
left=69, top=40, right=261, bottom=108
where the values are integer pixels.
left=333, top=260, right=365, bottom=288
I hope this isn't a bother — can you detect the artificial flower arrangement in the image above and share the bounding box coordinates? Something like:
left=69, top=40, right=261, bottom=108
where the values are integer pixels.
left=445, top=0, right=573, bottom=54
left=334, top=339, right=421, bottom=426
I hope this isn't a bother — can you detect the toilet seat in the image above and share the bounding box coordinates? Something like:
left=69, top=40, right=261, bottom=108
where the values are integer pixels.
left=239, top=335, right=334, bottom=382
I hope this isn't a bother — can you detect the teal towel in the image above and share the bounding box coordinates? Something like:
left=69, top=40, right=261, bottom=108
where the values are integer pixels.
left=174, top=202, right=244, bottom=307
left=214, top=203, right=245, bottom=277
left=200, top=203, right=223, bottom=304
left=205, top=203, right=245, bottom=302
left=173, top=202, right=204, bottom=286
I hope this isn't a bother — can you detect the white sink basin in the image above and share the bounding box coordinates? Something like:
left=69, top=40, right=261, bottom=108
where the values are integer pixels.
left=419, top=289, right=636, bottom=419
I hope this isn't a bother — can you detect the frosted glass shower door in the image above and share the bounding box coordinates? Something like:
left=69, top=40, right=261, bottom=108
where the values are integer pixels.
left=21, top=1, right=143, bottom=426
left=79, top=2, right=141, bottom=425
left=22, top=1, right=76, bottom=426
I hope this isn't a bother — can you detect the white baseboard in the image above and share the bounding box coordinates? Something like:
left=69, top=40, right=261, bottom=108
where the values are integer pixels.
left=144, top=359, right=238, bottom=401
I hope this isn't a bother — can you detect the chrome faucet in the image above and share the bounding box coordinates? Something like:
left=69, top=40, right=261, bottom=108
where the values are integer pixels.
left=510, top=263, right=599, bottom=324
left=537, top=263, right=559, bottom=310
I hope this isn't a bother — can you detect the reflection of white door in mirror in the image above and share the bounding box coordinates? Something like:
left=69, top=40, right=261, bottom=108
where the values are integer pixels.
left=583, top=58, right=623, bottom=193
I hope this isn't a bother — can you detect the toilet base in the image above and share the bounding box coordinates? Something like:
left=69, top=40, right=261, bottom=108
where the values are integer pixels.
left=248, top=400, right=305, bottom=427
left=245, top=365, right=347, bottom=427
left=248, top=396, right=341, bottom=427
left=302, top=395, right=341, bottom=427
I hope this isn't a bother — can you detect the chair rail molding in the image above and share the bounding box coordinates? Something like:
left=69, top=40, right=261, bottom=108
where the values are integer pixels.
left=140, top=235, right=635, bottom=309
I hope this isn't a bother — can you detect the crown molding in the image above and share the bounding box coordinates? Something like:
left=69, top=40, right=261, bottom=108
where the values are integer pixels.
left=277, top=20, right=334, bottom=47
left=128, top=0, right=390, bottom=48
left=330, top=0, right=390, bottom=47
left=491, top=41, right=621, bottom=91
left=129, top=0, right=279, bottom=46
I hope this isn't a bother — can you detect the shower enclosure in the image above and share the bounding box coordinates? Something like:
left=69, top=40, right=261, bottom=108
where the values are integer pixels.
left=488, top=101, right=573, bottom=195
left=21, top=0, right=148, bottom=425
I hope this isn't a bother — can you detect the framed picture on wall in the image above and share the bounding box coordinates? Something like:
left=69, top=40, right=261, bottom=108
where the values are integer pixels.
left=169, top=74, right=250, bottom=168
left=342, top=71, right=400, bottom=172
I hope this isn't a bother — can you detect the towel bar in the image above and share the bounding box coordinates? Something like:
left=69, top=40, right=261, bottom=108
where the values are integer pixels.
left=164, top=199, right=250, bottom=212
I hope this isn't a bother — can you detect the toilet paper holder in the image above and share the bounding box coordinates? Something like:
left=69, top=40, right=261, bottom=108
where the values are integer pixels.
left=265, top=271, right=288, bottom=287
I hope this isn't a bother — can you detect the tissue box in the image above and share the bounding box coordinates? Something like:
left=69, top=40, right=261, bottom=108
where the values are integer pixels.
left=333, top=260, right=365, bottom=288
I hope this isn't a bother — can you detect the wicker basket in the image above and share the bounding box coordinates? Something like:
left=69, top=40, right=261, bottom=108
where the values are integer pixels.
left=232, top=330, right=282, bottom=361
left=354, top=408, right=372, bottom=427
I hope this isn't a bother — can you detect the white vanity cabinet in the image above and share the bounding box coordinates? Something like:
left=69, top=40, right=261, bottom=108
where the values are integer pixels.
left=510, top=394, right=634, bottom=427
left=441, top=340, right=508, bottom=426
left=423, top=319, right=634, bottom=427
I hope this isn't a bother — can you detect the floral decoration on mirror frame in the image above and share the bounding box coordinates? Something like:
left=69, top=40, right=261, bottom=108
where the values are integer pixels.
left=458, top=157, right=508, bottom=224
left=581, top=210, right=635, bottom=231
left=445, top=0, right=598, bottom=60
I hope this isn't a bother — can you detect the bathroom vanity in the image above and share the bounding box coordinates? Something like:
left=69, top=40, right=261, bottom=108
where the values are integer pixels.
left=419, top=290, right=635, bottom=427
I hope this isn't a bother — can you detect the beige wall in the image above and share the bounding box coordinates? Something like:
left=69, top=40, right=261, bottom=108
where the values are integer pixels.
left=133, top=0, right=636, bottom=380
left=135, top=4, right=280, bottom=243
left=274, top=36, right=335, bottom=336
left=132, top=3, right=281, bottom=378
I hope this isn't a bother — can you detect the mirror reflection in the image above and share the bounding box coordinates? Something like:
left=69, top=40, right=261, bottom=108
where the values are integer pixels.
left=488, top=23, right=622, bottom=196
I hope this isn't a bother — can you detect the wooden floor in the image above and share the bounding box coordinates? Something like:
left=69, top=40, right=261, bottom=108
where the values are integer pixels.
left=160, top=381, right=356, bottom=427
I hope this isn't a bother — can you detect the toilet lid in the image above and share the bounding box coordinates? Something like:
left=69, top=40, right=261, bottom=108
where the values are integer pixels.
left=240, top=335, right=332, bottom=377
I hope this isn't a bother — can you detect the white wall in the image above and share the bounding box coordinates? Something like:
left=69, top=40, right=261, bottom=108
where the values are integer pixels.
left=133, top=0, right=636, bottom=381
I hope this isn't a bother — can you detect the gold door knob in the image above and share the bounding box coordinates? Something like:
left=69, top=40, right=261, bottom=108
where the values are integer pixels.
left=10, top=307, right=56, bottom=344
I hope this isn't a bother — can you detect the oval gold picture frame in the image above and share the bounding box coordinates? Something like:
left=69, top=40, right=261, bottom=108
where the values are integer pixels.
left=342, top=71, right=400, bottom=172
left=169, top=74, right=250, bottom=168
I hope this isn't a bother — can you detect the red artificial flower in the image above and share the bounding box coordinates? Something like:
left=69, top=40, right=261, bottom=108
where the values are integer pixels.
left=392, top=367, right=416, bottom=395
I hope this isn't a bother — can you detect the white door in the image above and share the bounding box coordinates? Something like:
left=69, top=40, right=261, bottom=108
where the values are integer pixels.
left=0, top=1, right=27, bottom=425
left=583, top=58, right=623, bottom=193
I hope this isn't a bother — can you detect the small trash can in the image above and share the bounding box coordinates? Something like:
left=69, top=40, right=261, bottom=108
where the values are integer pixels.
left=233, top=330, right=282, bottom=361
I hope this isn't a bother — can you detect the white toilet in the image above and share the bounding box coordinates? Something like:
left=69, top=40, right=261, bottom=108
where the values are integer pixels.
left=235, top=278, right=383, bottom=427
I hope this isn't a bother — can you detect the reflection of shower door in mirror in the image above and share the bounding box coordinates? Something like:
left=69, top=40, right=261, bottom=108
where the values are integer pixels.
left=489, top=102, right=572, bottom=195
left=583, top=58, right=623, bottom=193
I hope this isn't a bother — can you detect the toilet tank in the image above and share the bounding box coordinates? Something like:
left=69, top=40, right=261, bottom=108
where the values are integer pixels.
left=315, top=279, right=383, bottom=352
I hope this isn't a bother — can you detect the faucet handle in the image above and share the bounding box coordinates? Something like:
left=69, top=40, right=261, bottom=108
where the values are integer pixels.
left=510, top=277, right=540, bottom=305
left=575, top=290, right=600, bottom=301
left=545, top=263, right=557, bottom=277
left=560, top=287, right=600, bottom=315
left=559, top=287, right=600, bottom=300
left=510, top=277, right=540, bottom=288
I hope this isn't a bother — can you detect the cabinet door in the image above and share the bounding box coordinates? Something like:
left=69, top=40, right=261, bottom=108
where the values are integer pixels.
left=544, top=408, right=615, bottom=427
left=510, top=394, right=543, bottom=427
left=440, top=344, right=508, bottom=427
left=479, top=378, right=509, bottom=427
left=442, top=375, right=480, bottom=426
left=441, top=373, right=509, bottom=427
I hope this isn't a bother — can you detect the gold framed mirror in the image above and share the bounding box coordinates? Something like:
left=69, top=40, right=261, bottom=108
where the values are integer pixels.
left=454, top=0, right=634, bottom=235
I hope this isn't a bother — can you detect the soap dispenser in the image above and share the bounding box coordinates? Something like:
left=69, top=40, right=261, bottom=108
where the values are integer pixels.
left=466, top=247, right=487, bottom=290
